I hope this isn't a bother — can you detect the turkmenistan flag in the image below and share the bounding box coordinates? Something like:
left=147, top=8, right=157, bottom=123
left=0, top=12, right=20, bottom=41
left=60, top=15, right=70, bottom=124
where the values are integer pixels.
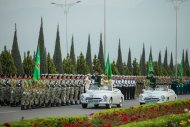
left=177, top=64, right=183, bottom=78
left=148, top=59, right=154, bottom=76
left=33, top=46, right=40, bottom=80
left=105, top=54, right=112, bottom=80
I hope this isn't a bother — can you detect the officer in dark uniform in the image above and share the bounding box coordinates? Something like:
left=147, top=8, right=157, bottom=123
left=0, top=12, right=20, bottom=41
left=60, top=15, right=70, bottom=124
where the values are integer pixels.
left=146, top=72, right=156, bottom=89
left=94, top=71, right=101, bottom=86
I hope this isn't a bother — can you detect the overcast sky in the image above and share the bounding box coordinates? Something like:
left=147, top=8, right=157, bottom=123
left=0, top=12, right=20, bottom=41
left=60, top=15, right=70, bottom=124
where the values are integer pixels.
left=0, top=0, right=190, bottom=63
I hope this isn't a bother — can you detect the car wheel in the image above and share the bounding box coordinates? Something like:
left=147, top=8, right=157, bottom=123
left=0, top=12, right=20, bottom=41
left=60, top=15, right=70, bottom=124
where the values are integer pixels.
left=117, top=98, right=123, bottom=108
left=106, top=98, right=112, bottom=109
left=94, top=104, right=99, bottom=108
left=82, top=104, right=88, bottom=108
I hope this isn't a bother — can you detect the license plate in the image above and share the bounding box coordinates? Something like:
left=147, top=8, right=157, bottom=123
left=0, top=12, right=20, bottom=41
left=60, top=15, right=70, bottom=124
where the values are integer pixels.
left=88, top=100, right=100, bottom=103
left=146, top=100, right=157, bottom=104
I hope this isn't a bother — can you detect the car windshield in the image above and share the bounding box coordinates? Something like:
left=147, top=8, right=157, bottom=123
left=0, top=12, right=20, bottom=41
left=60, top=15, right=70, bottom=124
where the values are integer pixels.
left=155, top=85, right=168, bottom=91
left=89, top=84, right=112, bottom=91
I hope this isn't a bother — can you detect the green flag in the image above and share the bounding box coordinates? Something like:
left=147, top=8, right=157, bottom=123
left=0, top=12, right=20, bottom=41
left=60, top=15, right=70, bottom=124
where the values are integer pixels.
left=148, top=59, right=154, bottom=76
left=177, top=64, right=183, bottom=78
left=105, top=54, right=112, bottom=80
left=33, top=46, right=40, bottom=80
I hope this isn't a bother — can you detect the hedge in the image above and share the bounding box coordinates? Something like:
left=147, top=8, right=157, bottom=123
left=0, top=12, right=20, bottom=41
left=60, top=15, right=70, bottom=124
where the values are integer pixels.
left=1, top=99, right=190, bottom=127
left=120, top=113, right=190, bottom=127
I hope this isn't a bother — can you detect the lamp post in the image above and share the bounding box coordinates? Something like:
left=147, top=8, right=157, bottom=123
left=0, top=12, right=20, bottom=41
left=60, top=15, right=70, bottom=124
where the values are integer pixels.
left=166, top=0, right=188, bottom=78
left=51, top=0, right=81, bottom=55
left=104, top=0, right=106, bottom=61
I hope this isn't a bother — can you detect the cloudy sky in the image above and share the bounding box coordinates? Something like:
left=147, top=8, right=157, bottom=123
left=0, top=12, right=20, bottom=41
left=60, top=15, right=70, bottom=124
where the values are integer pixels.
left=0, top=0, right=190, bottom=63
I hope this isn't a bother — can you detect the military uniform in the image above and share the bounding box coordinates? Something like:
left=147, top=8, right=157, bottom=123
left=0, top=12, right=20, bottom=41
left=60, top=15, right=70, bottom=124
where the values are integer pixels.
left=74, top=76, right=80, bottom=104
left=66, top=76, right=71, bottom=105
left=69, top=76, right=75, bottom=105
left=60, top=76, right=66, bottom=106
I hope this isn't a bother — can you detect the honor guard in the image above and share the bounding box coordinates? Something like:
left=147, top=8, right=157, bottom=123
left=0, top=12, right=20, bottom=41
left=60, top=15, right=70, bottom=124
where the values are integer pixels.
left=60, top=75, right=67, bottom=106
left=66, top=75, right=71, bottom=105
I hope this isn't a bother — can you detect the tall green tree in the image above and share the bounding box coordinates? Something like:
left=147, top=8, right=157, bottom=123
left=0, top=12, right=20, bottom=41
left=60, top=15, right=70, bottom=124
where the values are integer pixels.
left=140, top=44, right=146, bottom=75
left=47, top=52, right=57, bottom=74
left=92, top=54, right=102, bottom=73
left=11, top=24, right=24, bottom=75
left=163, top=47, right=168, bottom=69
left=98, top=33, right=105, bottom=71
left=0, top=57, right=2, bottom=74
left=70, top=35, right=76, bottom=67
left=116, top=39, right=124, bottom=75
left=132, top=58, right=140, bottom=76
left=86, top=34, right=92, bottom=73
left=111, top=60, right=119, bottom=75
left=63, top=54, right=75, bottom=74
left=185, top=50, right=190, bottom=76
left=38, top=17, right=47, bottom=74
left=169, top=52, right=174, bottom=73
left=127, top=48, right=132, bottom=75
left=158, top=51, right=162, bottom=66
left=181, top=49, right=185, bottom=68
left=149, top=46, right=153, bottom=62
left=53, top=25, right=63, bottom=74
left=23, top=51, right=34, bottom=76
left=0, top=46, right=17, bottom=75
left=77, top=52, right=89, bottom=74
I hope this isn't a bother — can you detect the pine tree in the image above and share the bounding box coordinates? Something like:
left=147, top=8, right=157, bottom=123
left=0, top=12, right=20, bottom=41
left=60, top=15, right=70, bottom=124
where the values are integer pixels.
left=38, top=17, right=47, bottom=74
left=86, top=34, right=92, bottom=73
left=132, top=58, right=140, bottom=76
left=0, top=46, right=17, bottom=75
left=11, top=24, right=24, bottom=75
left=53, top=25, right=63, bottom=74
left=170, top=52, right=174, bottom=72
left=140, top=44, right=146, bottom=75
left=149, top=46, right=153, bottom=62
left=77, top=52, right=89, bottom=74
left=127, top=48, right=132, bottom=75
left=47, top=52, right=57, bottom=74
left=70, top=35, right=76, bottom=71
left=116, top=39, right=124, bottom=75
left=163, top=47, right=168, bottom=69
left=63, top=54, right=75, bottom=74
left=98, top=33, right=105, bottom=71
left=23, top=51, right=34, bottom=76
left=92, top=55, right=102, bottom=73
left=111, top=60, right=119, bottom=75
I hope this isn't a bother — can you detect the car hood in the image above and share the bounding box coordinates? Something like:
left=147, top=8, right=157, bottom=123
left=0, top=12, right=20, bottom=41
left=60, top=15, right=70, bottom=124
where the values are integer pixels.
left=142, top=90, right=168, bottom=96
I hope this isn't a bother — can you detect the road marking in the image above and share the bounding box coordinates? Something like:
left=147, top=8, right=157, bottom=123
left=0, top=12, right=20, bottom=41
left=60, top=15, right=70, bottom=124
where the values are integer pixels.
left=0, top=111, right=17, bottom=114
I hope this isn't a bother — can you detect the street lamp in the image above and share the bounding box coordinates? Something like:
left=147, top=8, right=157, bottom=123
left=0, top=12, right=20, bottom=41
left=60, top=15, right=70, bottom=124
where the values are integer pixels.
left=104, top=0, right=106, bottom=61
left=51, top=0, right=81, bottom=55
left=166, top=0, right=188, bottom=78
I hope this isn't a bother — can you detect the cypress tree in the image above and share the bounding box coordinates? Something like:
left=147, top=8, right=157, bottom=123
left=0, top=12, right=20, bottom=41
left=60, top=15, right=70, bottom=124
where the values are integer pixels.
left=92, top=55, right=102, bottom=73
left=76, top=52, right=89, bottom=74
left=127, top=48, right=132, bottom=75
left=23, top=51, right=34, bottom=76
left=33, top=51, right=36, bottom=62
left=163, top=47, right=168, bottom=69
left=140, top=44, right=146, bottom=75
left=185, top=50, right=189, bottom=68
left=0, top=46, right=17, bottom=75
left=53, top=25, right=63, bottom=74
left=116, top=39, right=124, bottom=75
left=98, top=33, right=105, bottom=71
left=70, top=35, right=76, bottom=68
left=158, top=51, right=162, bottom=66
left=38, top=17, right=47, bottom=74
left=11, top=24, right=24, bottom=75
left=47, top=52, right=57, bottom=74
left=181, top=49, right=185, bottom=68
left=86, top=34, right=92, bottom=73
left=0, top=58, right=2, bottom=74
left=149, top=46, right=153, bottom=62
left=170, top=52, right=174, bottom=72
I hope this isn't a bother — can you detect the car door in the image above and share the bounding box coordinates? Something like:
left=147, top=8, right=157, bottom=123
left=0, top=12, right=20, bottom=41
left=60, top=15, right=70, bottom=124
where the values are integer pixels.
left=112, top=88, right=120, bottom=104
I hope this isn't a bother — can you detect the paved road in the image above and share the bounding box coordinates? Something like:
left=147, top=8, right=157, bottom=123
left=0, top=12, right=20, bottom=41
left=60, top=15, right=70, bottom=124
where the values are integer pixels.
left=0, top=95, right=189, bottom=124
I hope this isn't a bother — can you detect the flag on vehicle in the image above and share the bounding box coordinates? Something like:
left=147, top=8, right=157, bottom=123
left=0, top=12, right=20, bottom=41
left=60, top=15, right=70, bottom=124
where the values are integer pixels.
left=105, top=54, right=112, bottom=80
left=33, top=45, right=40, bottom=80
left=148, top=58, right=154, bottom=76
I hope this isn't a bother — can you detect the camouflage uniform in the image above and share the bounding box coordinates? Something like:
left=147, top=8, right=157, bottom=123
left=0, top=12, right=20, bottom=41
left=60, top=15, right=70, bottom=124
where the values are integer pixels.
left=10, top=79, right=17, bottom=106
left=60, top=77, right=66, bottom=106
left=70, top=76, right=75, bottom=105
left=66, top=77, right=71, bottom=105
left=1, top=79, right=7, bottom=105
left=74, top=77, right=80, bottom=105
left=55, top=78, right=62, bottom=106
left=49, top=79, right=56, bottom=106
left=44, top=79, right=50, bottom=107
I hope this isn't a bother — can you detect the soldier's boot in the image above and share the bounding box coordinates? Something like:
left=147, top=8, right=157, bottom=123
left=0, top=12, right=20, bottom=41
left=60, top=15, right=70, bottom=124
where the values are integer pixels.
left=66, top=100, right=70, bottom=105
left=1, top=101, right=5, bottom=106
left=21, top=105, right=24, bottom=110
left=75, top=101, right=79, bottom=105
left=0, top=100, right=1, bottom=106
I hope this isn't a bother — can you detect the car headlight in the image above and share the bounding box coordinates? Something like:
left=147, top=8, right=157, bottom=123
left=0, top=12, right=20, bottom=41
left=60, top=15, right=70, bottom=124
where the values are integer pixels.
left=139, top=94, right=143, bottom=100
left=103, top=95, right=108, bottom=101
left=161, top=95, right=165, bottom=101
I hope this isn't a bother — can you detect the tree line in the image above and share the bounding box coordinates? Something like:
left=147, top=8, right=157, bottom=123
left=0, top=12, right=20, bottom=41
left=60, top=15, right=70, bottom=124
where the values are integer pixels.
left=0, top=19, right=190, bottom=76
